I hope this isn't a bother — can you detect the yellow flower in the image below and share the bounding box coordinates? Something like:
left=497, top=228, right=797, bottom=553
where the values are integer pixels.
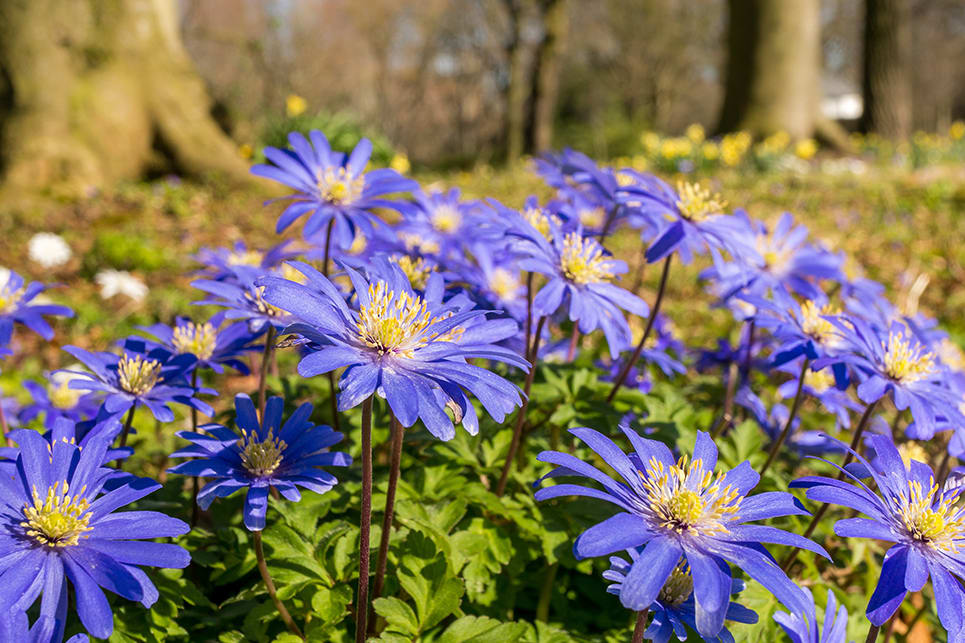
left=701, top=142, right=720, bottom=161
left=390, top=153, right=411, bottom=174
left=238, top=143, right=254, bottom=160
left=285, top=94, right=308, bottom=118
left=641, top=131, right=661, bottom=154
left=794, top=138, right=818, bottom=160
left=685, top=123, right=705, bottom=144
left=950, top=121, right=965, bottom=141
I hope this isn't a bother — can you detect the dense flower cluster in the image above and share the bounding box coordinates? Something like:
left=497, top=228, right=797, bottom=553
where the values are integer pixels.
left=1, top=128, right=963, bottom=641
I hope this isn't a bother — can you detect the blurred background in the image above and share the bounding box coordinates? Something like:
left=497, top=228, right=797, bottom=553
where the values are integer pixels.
left=2, top=0, right=965, bottom=190
left=0, top=0, right=963, bottom=357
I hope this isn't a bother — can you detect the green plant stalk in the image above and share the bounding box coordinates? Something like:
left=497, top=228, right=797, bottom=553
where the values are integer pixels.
left=118, top=405, right=137, bottom=448
left=369, top=414, right=403, bottom=635
left=495, top=315, right=547, bottom=497
left=322, top=219, right=342, bottom=434
left=356, top=396, right=374, bottom=643
left=253, top=530, right=304, bottom=640
left=759, top=358, right=811, bottom=477
left=607, top=255, right=672, bottom=403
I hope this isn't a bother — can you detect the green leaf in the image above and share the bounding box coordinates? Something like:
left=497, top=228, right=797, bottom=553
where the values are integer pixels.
left=310, top=584, right=353, bottom=624
left=422, top=576, right=465, bottom=630
left=439, top=615, right=529, bottom=642
left=373, top=597, right=420, bottom=637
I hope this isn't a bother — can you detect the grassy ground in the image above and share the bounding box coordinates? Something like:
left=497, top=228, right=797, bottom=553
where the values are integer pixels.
left=2, top=160, right=964, bottom=394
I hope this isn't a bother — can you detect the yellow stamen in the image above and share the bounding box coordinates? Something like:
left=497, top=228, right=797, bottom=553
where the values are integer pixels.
left=800, top=301, right=841, bottom=347
left=238, top=428, right=286, bottom=477
left=883, top=329, right=936, bottom=383
left=172, top=322, right=217, bottom=360
left=560, top=232, right=614, bottom=285
left=639, top=454, right=741, bottom=536
left=392, top=256, right=433, bottom=291
left=803, top=368, right=835, bottom=393
left=21, top=481, right=92, bottom=548
left=523, top=207, right=561, bottom=241
left=245, top=286, right=286, bottom=318
left=430, top=204, right=462, bottom=233
left=578, top=206, right=606, bottom=228
left=657, top=562, right=693, bottom=606
left=399, top=232, right=441, bottom=256
left=898, top=442, right=929, bottom=469
left=316, top=167, right=365, bottom=205
left=674, top=182, right=726, bottom=222
left=489, top=268, right=520, bottom=300
left=755, top=232, right=791, bottom=273
left=227, top=249, right=264, bottom=267
left=895, top=479, right=965, bottom=552
left=355, top=281, right=462, bottom=358
left=117, top=354, right=161, bottom=395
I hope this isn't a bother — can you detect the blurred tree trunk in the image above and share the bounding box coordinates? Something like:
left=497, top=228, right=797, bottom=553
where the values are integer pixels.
left=528, top=0, right=568, bottom=153
left=717, top=0, right=821, bottom=139
left=860, top=0, right=912, bottom=139
left=504, top=0, right=530, bottom=161
left=0, top=0, right=249, bottom=195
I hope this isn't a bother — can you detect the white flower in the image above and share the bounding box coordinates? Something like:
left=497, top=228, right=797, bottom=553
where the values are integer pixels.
left=28, top=233, right=72, bottom=268
left=95, top=270, right=148, bottom=302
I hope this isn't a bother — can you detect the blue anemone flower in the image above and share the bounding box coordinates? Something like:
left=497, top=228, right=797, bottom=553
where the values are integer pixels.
left=0, top=608, right=87, bottom=643
left=818, top=317, right=965, bottom=439
left=257, top=261, right=527, bottom=440
left=19, top=371, right=100, bottom=431
left=514, top=224, right=649, bottom=358
left=0, top=428, right=190, bottom=640
left=61, top=342, right=212, bottom=423
left=535, top=428, right=826, bottom=638
left=774, top=588, right=850, bottom=643
left=169, top=393, right=351, bottom=531
left=791, top=434, right=965, bottom=637
left=615, top=178, right=756, bottom=265
left=251, top=131, right=416, bottom=247
left=192, top=272, right=293, bottom=334
left=0, top=268, right=73, bottom=352
left=135, top=312, right=262, bottom=375
left=604, top=550, right=757, bottom=642
left=194, top=240, right=301, bottom=281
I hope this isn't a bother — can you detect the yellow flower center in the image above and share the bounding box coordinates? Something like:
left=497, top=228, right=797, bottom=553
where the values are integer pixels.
left=0, top=269, right=24, bottom=314
left=640, top=455, right=741, bottom=536
left=578, top=206, right=606, bottom=228
left=800, top=300, right=841, bottom=346
left=117, top=354, right=161, bottom=395
left=430, top=204, right=462, bottom=233
left=804, top=368, right=835, bottom=393
left=936, top=338, right=965, bottom=372
left=489, top=268, right=520, bottom=300
left=755, top=232, right=792, bottom=273
left=21, top=481, right=93, bottom=548
left=227, top=249, right=264, bottom=267
left=657, top=562, right=693, bottom=606
left=348, top=230, right=368, bottom=255
left=898, top=442, right=929, bottom=469
left=245, top=286, right=286, bottom=318
left=560, top=232, right=614, bottom=285
left=172, top=322, right=217, bottom=360
left=674, top=182, right=726, bottom=223
left=399, top=232, right=441, bottom=255
left=392, top=256, right=433, bottom=290
left=355, top=281, right=462, bottom=358
left=522, top=207, right=561, bottom=241
left=895, top=479, right=965, bottom=552
left=49, top=379, right=82, bottom=410
left=883, top=330, right=936, bottom=383
left=316, top=167, right=365, bottom=205
left=281, top=263, right=309, bottom=285
left=238, top=428, right=286, bottom=477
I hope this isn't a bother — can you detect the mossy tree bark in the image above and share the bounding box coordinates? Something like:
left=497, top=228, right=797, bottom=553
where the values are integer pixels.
left=0, top=0, right=250, bottom=195
left=717, top=0, right=822, bottom=140
left=860, top=0, right=912, bottom=139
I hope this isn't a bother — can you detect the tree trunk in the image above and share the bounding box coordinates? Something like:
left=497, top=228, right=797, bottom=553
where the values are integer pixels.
left=860, top=0, right=912, bottom=139
left=0, top=0, right=250, bottom=195
left=503, top=0, right=531, bottom=162
left=717, top=0, right=821, bottom=139
left=529, top=0, right=568, bottom=153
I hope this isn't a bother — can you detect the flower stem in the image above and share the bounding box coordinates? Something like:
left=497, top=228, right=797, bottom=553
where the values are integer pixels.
left=535, top=562, right=558, bottom=622
left=322, top=217, right=336, bottom=277
left=524, top=272, right=534, bottom=357
left=258, top=326, right=276, bottom=422
left=936, top=447, right=954, bottom=487
left=566, top=325, right=580, bottom=362
left=190, top=370, right=201, bottom=527
left=631, top=609, right=649, bottom=643
left=253, top=530, right=304, bottom=640
left=759, top=358, right=811, bottom=477
left=711, top=361, right=740, bottom=438
left=118, top=405, right=137, bottom=448
left=0, top=395, right=11, bottom=449
left=782, top=398, right=881, bottom=571
left=356, top=396, right=374, bottom=643
left=607, top=255, right=672, bottom=403
left=496, top=315, right=547, bottom=497
left=864, top=623, right=880, bottom=643
left=369, top=414, right=403, bottom=635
